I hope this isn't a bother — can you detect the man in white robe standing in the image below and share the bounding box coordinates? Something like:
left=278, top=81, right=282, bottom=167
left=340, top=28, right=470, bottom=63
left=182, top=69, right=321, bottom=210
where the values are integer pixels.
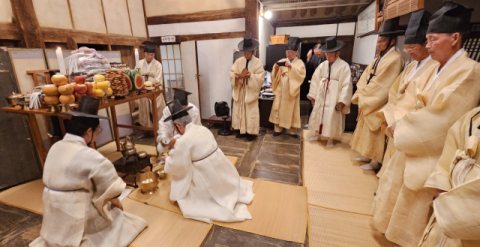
left=30, top=97, right=147, bottom=247
left=157, top=89, right=201, bottom=149
left=162, top=100, right=255, bottom=223
left=137, top=41, right=166, bottom=128
left=230, top=35, right=265, bottom=141
left=307, top=36, right=352, bottom=147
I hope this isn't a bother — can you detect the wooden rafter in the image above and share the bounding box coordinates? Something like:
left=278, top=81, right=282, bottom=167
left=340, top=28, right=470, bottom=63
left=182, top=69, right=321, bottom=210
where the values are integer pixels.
left=147, top=8, right=245, bottom=25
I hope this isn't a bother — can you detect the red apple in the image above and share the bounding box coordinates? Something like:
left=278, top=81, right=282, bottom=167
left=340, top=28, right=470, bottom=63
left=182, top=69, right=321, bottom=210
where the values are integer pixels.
left=86, top=91, right=96, bottom=97
left=74, top=92, right=85, bottom=102
left=74, top=76, right=86, bottom=84
left=85, top=83, right=93, bottom=92
left=74, top=84, right=88, bottom=94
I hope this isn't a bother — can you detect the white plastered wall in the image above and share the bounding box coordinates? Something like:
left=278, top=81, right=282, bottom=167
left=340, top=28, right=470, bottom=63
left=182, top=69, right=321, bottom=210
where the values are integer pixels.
left=259, top=17, right=274, bottom=66
left=32, top=0, right=73, bottom=29
left=197, top=38, right=243, bottom=119
left=102, top=0, right=132, bottom=36
left=69, top=0, right=108, bottom=34
left=127, top=0, right=148, bottom=37
left=276, top=23, right=356, bottom=38
left=0, top=0, right=13, bottom=23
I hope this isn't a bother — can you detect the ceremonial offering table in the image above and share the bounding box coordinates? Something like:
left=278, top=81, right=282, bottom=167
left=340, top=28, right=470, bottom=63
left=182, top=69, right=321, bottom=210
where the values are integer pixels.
left=2, top=90, right=162, bottom=167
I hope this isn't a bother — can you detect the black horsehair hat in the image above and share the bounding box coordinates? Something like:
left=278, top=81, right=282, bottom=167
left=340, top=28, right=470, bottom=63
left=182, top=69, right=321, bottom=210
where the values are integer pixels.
left=142, top=41, right=156, bottom=53
left=62, top=96, right=108, bottom=119
left=164, top=99, right=193, bottom=122
left=376, top=17, right=404, bottom=37
left=287, top=37, right=301, bottom=51
left=427, top=0, right=473, bottom=34
left=174, top=88, right=192, bottom=106
left=238, top=34, right=260, bottom=52
left=405, top=10, right=431, bottom=45
left=320, top=37, right=345, bottom=53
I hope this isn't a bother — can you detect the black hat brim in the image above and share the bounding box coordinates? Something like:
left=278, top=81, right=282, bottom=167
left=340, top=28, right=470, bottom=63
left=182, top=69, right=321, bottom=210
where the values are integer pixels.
left=376, top=30, right=405, bottom=36
left=62, top=111, right=108, bottom=119
left=320, top=40, right=345, bottom=53
left=238, top=39, right=260, bottom=52
left=164, top=106, right=193, bottom=122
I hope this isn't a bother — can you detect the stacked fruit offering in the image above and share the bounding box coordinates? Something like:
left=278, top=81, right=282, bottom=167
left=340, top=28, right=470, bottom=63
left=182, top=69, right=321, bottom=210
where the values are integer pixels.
left=87, top=74, right=113, bottom=98
left=44, top=73, right=69, bottom=105
left=73, top=75, right=88, bottom=102
left=106, top=70, right=129, bottom=95
left=125, top=69, right=144, bottom=92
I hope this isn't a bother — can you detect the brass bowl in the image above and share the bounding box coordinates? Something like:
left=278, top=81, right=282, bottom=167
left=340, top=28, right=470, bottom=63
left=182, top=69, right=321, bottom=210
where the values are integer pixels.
left=137, top=172, right=160, bottom=195
left=157, top=169, right=167, bottom=180
left=137, top=151, right=147, bottom=159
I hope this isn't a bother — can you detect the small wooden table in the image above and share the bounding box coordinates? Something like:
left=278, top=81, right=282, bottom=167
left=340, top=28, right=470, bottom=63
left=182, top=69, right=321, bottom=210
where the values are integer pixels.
left=2, top=90, right=162, bottom=167
left=113, top=155, right=153, bottom=188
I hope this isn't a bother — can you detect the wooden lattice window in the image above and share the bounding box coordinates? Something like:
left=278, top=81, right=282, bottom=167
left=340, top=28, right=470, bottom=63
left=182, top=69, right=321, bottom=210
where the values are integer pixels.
left=464, top=37, right=480, bottom=62
left=159, top=44, right=185, bottom=101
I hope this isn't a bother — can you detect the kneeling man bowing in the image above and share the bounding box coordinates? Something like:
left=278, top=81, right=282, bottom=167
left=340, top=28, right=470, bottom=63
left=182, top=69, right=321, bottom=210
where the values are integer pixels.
left=161, top=100, right=255, bottom=223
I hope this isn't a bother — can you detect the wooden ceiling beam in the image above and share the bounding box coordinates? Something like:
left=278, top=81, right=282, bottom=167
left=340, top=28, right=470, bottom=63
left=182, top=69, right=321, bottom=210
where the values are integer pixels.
left=276, top=16, right=356, bottom=27
left=150, top=32, right=245, bottom=43
left=264, top=0, right=369, bottom=11
left=147, top=8, right=245, bottom=25
left=0, top=23, right=22, bottom=41
left=41, top=27, right=147, bottom=47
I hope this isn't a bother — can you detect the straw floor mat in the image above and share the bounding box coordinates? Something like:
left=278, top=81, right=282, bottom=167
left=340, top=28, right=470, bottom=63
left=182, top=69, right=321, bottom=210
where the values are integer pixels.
left=308, top=205, right=395, bottom=247
left=214, top=178, right=308, bottom=243
left=124, top=198, right=212, bottom=247
left=130, top=175, right=308, bottom=243
left=0, top=179, right=44, bottom=214
left=303, top=130, right=379, bottom=215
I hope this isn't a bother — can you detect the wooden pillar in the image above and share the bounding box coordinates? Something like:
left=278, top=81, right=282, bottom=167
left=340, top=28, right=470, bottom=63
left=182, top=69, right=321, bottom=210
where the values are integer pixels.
left=10, top=0, right=45, bottom=48
left=245, top=0, right=259, bottom=40
left=67, top=36, right=78, bottom=50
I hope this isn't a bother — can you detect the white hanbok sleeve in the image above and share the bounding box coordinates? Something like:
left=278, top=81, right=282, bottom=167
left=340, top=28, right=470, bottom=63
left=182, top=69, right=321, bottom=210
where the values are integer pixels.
left=191, top=106, right=202, bottom=126
left=87, top=150, right=126, bottom=221
left=308, top=66, right=321, bottom=101
left=338, top=64, right=353, bottom=114
left=157, top=107, right=173, bottom=143
left=155, top=61, right=163, bottom=85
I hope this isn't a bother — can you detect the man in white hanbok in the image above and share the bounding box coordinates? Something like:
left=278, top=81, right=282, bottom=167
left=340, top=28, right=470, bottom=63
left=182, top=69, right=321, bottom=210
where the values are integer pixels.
left=162, top=100, right=255, bottom=223
left=137, top=41, right=167, bottom=128
left=30, top=97, right=147, bottom=247
left=157, top=89, right=201, bottom=149
left=307, top=36, right=352, bottom=147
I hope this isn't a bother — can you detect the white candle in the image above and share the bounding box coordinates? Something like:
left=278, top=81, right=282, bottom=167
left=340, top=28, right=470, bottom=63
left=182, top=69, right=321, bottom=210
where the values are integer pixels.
left=135, top=48, right=140, bottom=69
left=56, top=47, right=67, bottom=75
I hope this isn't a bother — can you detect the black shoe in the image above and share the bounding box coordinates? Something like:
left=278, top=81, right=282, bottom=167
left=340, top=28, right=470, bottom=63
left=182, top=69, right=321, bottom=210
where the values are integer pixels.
left=246, top=134, right=256, bottom=141
left=273, top=132, right=281, bottom=137
left=291, top=134, right=298, bottom=139
left=236, top=133, right=246, bottom=138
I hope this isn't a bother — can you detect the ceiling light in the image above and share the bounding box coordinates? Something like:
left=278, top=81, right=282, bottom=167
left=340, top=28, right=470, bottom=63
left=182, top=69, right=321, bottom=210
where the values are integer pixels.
left=265, top=11, right=272, bottom=20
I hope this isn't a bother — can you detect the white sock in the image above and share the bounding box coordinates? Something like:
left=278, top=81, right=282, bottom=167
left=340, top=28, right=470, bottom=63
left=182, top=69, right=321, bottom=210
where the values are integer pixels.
left=360, top=160, right=380, bottom=170
left=304, top=124, right=309, bottom=128
left=356, top=157, right=372, bottom=162
left=308, top=136, right=319, bottom=142
left=326, top=139, right=334, bottom=147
